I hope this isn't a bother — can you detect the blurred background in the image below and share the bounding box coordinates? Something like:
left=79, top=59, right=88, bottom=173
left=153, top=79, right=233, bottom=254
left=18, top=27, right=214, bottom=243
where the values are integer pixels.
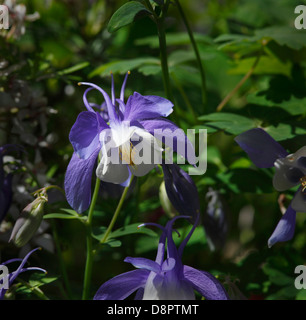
left=0, top=0, right=306, bottom=300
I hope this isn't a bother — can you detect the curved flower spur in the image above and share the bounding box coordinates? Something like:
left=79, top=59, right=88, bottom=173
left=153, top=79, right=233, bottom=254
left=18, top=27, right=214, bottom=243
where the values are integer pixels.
left=0, top=247, right=46, bottom=300
left=93, top=213, right=229, bottom=300
left=235, top=128, right=306, bottom=247
left=65, top=73, right=196, bottom=213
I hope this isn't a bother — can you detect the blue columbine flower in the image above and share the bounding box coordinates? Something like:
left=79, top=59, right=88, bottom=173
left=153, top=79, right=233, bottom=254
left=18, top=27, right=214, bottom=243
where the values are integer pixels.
left=65, top=73, right=195, bottom=213
left=0, top=247, right=46, bottom=299
left=93, top=213, right=229, bottom=300
left=235, top=128, right=306, bottom=247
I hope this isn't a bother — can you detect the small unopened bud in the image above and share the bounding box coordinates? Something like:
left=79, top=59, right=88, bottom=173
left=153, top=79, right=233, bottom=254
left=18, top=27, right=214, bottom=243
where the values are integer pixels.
left=9, top=196, right=47, bottom=247
left=159, top=181, right=177, bottom=218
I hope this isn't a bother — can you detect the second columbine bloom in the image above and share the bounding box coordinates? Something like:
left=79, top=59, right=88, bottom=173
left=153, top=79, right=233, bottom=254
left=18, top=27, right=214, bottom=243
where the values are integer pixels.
left=94, top=213, right=229, bottom=300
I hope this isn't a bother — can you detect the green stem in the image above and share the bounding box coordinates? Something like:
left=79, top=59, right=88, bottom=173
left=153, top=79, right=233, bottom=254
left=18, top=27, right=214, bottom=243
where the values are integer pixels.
left=156, top=2, right=174, bottom=102
left=82, top=176, right=101, bottom=300
left=174, top=0, right=207, bottom=109
left=100, top=176, right=134, bottom=244
left=50, top=219, right=72, bottom=299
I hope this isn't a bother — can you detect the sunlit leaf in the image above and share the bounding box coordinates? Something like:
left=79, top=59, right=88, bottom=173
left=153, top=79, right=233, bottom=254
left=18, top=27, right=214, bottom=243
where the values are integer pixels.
left=255, top=26, right=306, bottom=50
left=247, top=93, right=306, bottom=116
left=135, top=32, right=213, bottom=48
left=43, top=213, right=86, bottom=220
left=198, top=113, right=258, bottom=135
left=229, top=56, right=291, bottom=76
left=107, top=1, right=152, bottom=33
left=58, top=62, right=89, bottom=76
left=89, top=57, right=159, bottom=78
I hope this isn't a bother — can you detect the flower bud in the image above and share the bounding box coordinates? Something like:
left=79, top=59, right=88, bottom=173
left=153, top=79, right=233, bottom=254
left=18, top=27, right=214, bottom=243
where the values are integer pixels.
left=162, top=163, right=200, bottom=220
left=9, top=197, right=46, bottom=247
left=159, top=181, right=177, bottom=218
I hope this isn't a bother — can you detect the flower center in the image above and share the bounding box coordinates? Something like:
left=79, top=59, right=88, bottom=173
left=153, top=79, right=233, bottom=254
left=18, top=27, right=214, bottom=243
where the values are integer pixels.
left=119, top=141, right=136, bottom=166
left=300, top=176, right=306, bottom=194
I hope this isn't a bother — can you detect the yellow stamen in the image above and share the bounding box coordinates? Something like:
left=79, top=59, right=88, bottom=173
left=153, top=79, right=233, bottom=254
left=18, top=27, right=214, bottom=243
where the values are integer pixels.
left=119, top=141, right=136, bottom=167
left=300, top=176, right=306, bottom=194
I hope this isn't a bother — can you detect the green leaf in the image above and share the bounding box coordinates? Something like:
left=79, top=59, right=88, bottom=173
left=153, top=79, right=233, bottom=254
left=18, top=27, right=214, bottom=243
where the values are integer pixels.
left=103, top=239, right=122, bottom=248
left=135, top=32, right=213, bottom=49
left=198, top=112, right=258, bottom=135
left=89, top=57, right=159, bottom=78
left=262, top=264, right=294, bottom=286
left=92, top=223, right=158, bottom=243
left=137, top=64, right=161, bottom=76
left=107, top=1, right=152, bottom=33
left=247, top=93, right=306, bottom=116
left=57, top=62, right=89, bottom=75
left=111, top=223, right=158, bottom=238
left=229, top=56, right=291, bottom=77
left=255, top=26, right=306, bottom=50
left=296, top=289, right=306, bottom=300
left=265, top=123, right=306, bottom=141
left=43, top=213, right=86, bottom=220
left=59, top=208, right=79, bottom=216
left=168, top=50, right=196, bottom=67
left=28, top=273, right=58, bottom=288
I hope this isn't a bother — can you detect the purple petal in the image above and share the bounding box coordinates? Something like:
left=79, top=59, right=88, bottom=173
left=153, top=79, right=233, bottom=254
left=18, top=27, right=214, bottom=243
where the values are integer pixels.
left=94, top=269, right=150, bottom=300
left=139, top=118, right=196, bottom=165
left=134, top=288, right=144, bottom=300
left=124, top=92, right=173, bottom=122
left=164, top=215, right=192, bottom=267
left=64, top=149, right=100, bottom=213
left=183, top=265, right=229, bottom=300
left=1, top=258, right=22, bottom=266
left=178, top=212, right=200, bottom=257
left=69, top=111, right=107, bottom=160
left=120, top=72, right=130, bottom=103
left=268, top=204, right=296, bottom=248
left=124, top=257, right=161, bottom=273
left=161, top=258, right=176, bottom=272
left=83, top=88, right=95, bottom=112
left=79, top=82, right=119, bottom=123
left=234, top=128, right=288, bottom=168
left=9, top=248, right=43, bottom=284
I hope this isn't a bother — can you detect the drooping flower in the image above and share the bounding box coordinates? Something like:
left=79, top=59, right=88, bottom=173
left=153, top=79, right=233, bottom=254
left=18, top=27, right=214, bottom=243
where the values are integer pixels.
left=93, top=213, right=229, bottom=300
left=161, top=163, right=200, bottom=220
left=203, top=188, right=228, bottom=251
left=0, top=247, right=46, bottom=300
left=65, top=73, right=195, bottom=213
left=235, top=128, right=306, bottom=247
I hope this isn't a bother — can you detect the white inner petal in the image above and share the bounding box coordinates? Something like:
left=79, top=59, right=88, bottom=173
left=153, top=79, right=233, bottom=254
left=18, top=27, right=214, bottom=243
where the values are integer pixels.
left=98, top=122, right=163, bottom=181
left=96, top=155, right=129, bottom=184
